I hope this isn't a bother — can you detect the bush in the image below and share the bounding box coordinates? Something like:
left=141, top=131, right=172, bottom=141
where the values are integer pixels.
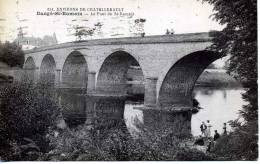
left=43, top=124, right=115, bottom=161
left=175, top=148, right=214, bottom=161
left=0, top=82, right=61, bottom=161
left=44, top=117, right=211, bottom=161
left=0, top=41, right=24, bottom=67
left=211, top=120, right=258, bottom=160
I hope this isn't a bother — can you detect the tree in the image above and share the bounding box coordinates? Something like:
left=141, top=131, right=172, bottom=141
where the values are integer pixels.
left=130, top=18, right=146, bottom=37
left=0, top=82, right=61, bottom=160
left=0, top=41, right=25, bottom=67
left=200, top=0, right=257, bottom=160
left=67, top=21, right=104, bottom=41
left=74, top=26, right=96, bottom=41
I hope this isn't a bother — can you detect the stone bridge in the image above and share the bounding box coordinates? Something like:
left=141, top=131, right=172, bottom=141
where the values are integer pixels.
left=23, top=32, right=222, bottom=130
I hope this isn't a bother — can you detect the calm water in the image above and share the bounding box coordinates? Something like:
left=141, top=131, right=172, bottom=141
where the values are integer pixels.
left=124, top=87, right=246, bottom=136
left=191, top=87, right=245, bottom=136
left=59, top=87, right=246, bottom=136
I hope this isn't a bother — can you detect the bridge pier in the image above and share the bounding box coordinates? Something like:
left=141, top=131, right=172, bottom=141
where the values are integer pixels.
left=85, top=96, right=96, bottom=127
left=55, top=69, right=61, bottom=87
left=23, top=68, right=33, bottom=82
left=144, top=77, right=158, bottom=106
left=34, top=67, right=40, bottom=84
left=85, top=94, right=127, bottom=132
left=87, top=71, right=96, bottom=93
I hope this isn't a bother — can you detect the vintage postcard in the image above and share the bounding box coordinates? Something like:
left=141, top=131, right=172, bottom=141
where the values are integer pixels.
left=0, top=0, right=257, bottom=161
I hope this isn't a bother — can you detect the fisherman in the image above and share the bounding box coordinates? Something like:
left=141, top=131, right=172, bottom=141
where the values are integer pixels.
left=223, top=123, right=227, bottom=135
left=200, top=121, right=207, bottom=137
left=206, top=120, right=212, bottom=138
left=213, top=130, right=220, bottom=141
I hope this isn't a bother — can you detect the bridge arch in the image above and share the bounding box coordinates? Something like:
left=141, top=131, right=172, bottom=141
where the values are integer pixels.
left=61, top=51, right=88, bottom=88
left=96, top=50, right=145, bottom=95
left=24, top=56, right=36, bottom=82
left=40, top=54, right=56, bottom=86
left=158, top=50, right=222, bottom=109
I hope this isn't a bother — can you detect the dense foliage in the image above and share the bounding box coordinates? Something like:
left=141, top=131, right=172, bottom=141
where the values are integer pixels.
left=0, top=82, right=61, bottom=161
left=212, top=120, right=258, bottom=160
left=201, top=0, right=258, bottom=160
left=0, top=41, right=24, bottom=67
left=41, top=120, right=213, bottom=161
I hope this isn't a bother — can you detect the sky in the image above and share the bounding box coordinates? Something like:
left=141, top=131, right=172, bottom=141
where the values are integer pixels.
left=0, top=0, right=226, bottom=66
left=0, top=0, right=224, bottom=42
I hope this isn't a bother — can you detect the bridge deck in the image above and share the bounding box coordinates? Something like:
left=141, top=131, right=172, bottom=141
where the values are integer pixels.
left=24, top=32, right=212, bottom=54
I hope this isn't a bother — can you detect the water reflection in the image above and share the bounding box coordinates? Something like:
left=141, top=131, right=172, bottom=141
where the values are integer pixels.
left=59, top=89, right=86, bottom=127
left=124, top=102, right=144, bottom=134
left=123, top=87, right=246, bottom=137
left=58, top=87, right=245, bottom=137
left=59, top=89, right=128, bottom=131
left=191, top=87, right=246, bottom=136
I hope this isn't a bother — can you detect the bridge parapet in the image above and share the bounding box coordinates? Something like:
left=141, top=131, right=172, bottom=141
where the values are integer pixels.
left=24, top=32, right=212, bottom=54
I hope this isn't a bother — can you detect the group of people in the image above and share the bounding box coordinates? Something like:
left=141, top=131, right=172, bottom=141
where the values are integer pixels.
left=196, top=120, right=228, bottom=152
left=200, top=120, right=227, bottom=139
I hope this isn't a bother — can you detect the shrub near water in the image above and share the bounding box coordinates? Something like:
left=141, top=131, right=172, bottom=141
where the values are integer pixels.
left=211, top=120, right=258, bottom=160
left=45, top=123, right=160, bottom=161
left=0, top=82, right=61, bottom=161
left=45, top=118, right=213, bottom=161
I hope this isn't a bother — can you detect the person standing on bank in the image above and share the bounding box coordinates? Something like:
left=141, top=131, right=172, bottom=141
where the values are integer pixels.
left=213, top=130, right=220, bottom=141
left=206, top=120, right=212, bottom=138
left=200, top=121, right=207, bottom=137
left=223, top=123, right=227, bottom=135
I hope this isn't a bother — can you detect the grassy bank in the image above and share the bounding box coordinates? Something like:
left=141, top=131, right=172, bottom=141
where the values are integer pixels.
left=196, top=69, right=241, bottom=88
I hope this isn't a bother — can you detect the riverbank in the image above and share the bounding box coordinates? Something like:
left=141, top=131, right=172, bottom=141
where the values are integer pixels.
left=195, top=69, right=241, bottom=88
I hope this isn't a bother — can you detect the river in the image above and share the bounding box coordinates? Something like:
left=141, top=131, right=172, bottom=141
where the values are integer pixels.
left=59, top=86, right=246, bottom=136
left=124, top=87, right=246, bottom=136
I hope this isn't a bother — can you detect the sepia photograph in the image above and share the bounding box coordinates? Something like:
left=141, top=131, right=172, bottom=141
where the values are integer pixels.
left=0, top=0, right=258, bottom=161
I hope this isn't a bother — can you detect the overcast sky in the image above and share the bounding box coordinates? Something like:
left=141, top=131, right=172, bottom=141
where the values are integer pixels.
left=0, top=0, right=226, bottom=66
left=0, top=0, right=224, bottom=42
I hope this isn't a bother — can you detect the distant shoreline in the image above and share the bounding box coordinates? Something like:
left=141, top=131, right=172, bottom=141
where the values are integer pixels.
left=195, top=69, right=241, bottom=88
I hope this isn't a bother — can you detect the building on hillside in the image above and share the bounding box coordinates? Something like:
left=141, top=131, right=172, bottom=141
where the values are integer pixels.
left=14, top=31, right=58, bottom=50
